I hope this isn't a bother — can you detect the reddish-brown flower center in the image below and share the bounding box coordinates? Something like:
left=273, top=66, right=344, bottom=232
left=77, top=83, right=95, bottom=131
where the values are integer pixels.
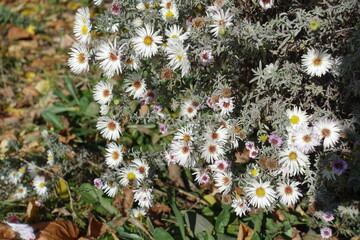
left=77, top=53, right=86, bottom=63
left=133, top=81, right=141, bottom=89
left=182, top=146, right=189, bottom=153
left=103, top=89, right=110, bottom=97
left=284, top=186, right=293, bottom=195
left=303, top=135, right=312, bottom=143
left=219, top=20, right=226, bottom=26
left=112, top=151, right=119, bottom=160
left=313, top=57, right=322, bottom=66
left=109, top=52, right=118, bottom=61
left=211, top=132, right=219, bottom=140
left=321, top=128, right=331, bottom=138
left=209, top=145, right=216, bottom=153
left=107, top=121, right=117, bottom=131
left=139, top=166, right=146, bottom=174
left=187, top=107, right=194, bottom=113
left=218, top=163, right=225, bottom=170
left=222, top=102, right=230, bottom=108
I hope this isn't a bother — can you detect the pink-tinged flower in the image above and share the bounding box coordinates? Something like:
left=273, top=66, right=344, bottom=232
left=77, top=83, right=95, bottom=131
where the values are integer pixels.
left=245, top=141, right=255, bottom=150
left=320, top=227, right=332, bottom=239
left=322, top=211, right=334, bottom=222
left=199, top=49, right=214, bottom=66
left=94, top=178, right=104, bottom=189
left=141, top=90, right=157, bottom=105
left=153, top=104, right=164, bottom=118
left=268, top=134, right=283, bottom=147
left=259, top=0, right=274, bottom=10
left=159, top=124, right=168, bottom=134
left=186, top=18, right=193, bottom=26
left=193, top=169, right=211, bottom=185
left=110, top=2, right=122, bottom=15
left=249, top=149, right=258, bottom=159
left=330, top=159, right=348, bottom=175
left=34, top=200, right=43, bottom=207
left=206, top=97, right=217, bottom=110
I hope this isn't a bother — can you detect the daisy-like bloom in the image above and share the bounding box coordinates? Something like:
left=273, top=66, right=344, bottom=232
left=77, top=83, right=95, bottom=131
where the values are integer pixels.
left=132, top=24, right=163, bottom=58
left=102, top=181, right=118, bottom=197
left=259, top=0, right=274, bottom=10
left=180, top=100, right=198, bottom=119
left=320, top=227, right=332, bottom=239
left=93, top=178, right=104, bottom=189
left=109, top=1, right=122, bottom=15
left=68, top=42, right=90, bottom=74
left=259, top=135, right=268, bottom=143
left=245, top=141, right=255, bottom=150
left=124, top=73, right=147, bottom=99
left=210, top=159, right=231, bottom=172
left=33, top=176, right=48, bottom=197
left=231, top=198, right=250, bottom=217
left=119, top=167, right=144, bottom=186
left=268, top=134, right=283, bottom=147
left=193, top=169, right=211, bottom=184
left=278, top=146, right=310, bottom=176
left=292, top=127, right=320, bottom=154
left=132, top=17, right=144, bottom=28
left=124, top=55, right=140, bottom=71
left=173, top=125, right=195, bottom=144
left=286, top=107, right=309, bottom=129
left=199, top=49, right=215, bottom=66
left=206, top=97, right=217, bottom=110
left=165, top=25, right=189, bottom=44
left=131, top=207, right=146, bottom=219
left=277, top=181, right=302, bottom=206
left=153, top=104, right=165, bottom=118
left=204, top=126, right=229, bottom=145
left=164, top=151, right=177, bottom=164
left=166, top=42, right=191, bottom=77
left=73, top=8, right=91, bottom=43
left=136, top=1, right=153, bottom=11
left=313, top=119, right=341, bottom=149
left=201, top=141, right=225, bottom=163
left=14, top=185, right=28, bottom=200
left=330, top=159, right=348, bottom=175
left=47, top=150, right=54, bottom=166
left=322, top=211, right=334, bottom=222
left=208, top=8, right=233, bottom=37
left=105, top=142, right=123, bottom=168
left=160, top=0, right=174, bottom=9
left=8, top=171, right=22, bottom=185
left=214, top=171, right=233, bottom=194
left=244, top=180, right=276, bottom=209
left=96, top=117, right=122, bottom=140
left=100, top=105, right=109, bottom=115
left=171, top=141, right=195, bottom=167
left=159, top=124, right=168, bottom=134
left=322, top=166, right=336, bottom=180
left=161, top=5, right=179, bottom=21
left=131, top=159, right=150, bottom=177
left=133, top=187, right=153, bottom=208
left=140, top=90, right=157, bottom=104
left=217, top=97, right=235, bottom=116
left=249, top=149, right=258, bottom=159
left=95, top=40, right=124, bottom=78
left=301, top=48, right=332, bottom=77
left=93, top=81, right=113, bottom=105
left=247, top=163, right=261, bottom=177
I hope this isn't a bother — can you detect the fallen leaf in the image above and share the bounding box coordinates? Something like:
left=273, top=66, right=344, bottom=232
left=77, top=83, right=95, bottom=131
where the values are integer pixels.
left=33, top=219, right=79, bottom=240
left=139, top=104, right=149, bottom=116
left=0, top=86, right=14, bottom=98
left=0, top=223, right=16, bottom=239
left=292, top=227, right=302, bottom=240
left=22, top=86, right=40, bottom=97
left=168, top=163, right=185, bottom=188
left=25, top=199, right=40, bottom=223
left=7, top=25, right=32, bottom=40
left=235, top=150, right=250, bottom=164
left=221, top=194, right=232, bottom=205
left=112, top=188, right=134, bottom=216
left=237, top=223, right=254, bottom=240
left=350, top=236, right=360, bottom=240
left=0, top=130, right=17, bottom=142
left=86, top=215, right=102, bottom=238
left=150, top=203, right=171, bottom=215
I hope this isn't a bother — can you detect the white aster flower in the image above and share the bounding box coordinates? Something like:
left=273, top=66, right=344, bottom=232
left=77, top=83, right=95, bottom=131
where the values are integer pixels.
left=161, top=5, right=179, bottom=21
left=286, top=107, right=309, bottom=129
left=93, top=81, right=113, bottom=105
left=209, top=159, right=231, bottom=172
left=161, top=0, right=174, bottom=9
left=100, top=105, right=109, bottom=115
left=124, top=73, right=147, bottom=99
left=217, top=97, right=235, bottom=116
left=166, top=41, right=191, bottom=77
left=277, top=181, right=303, bottom=206
left=136, top=1, right=153, bottom=11
left=313, top=119, right=341, bottom=149
left=259, top=0, right=274, bottom=10
left=131, top=159, right=150, bottom=177
left=278, top=146, right=310, bottom=176
left=193, top=169, right=211, bottom=185
left=95, top=39, right=124, bottom=78
left=232, top=198, right=250, bottom=217
left=124, top=55, right=140, bottom=71
left=133, top=187, right=153, bottom=208
left=292, top=127, right=320, bottom=153
left=132, top=17, right=144, bottom=28
left=165, top=25, right=189, bottom=44
left=214, top=171, right=233, bottom=194
left=322, top=166, right=336, bottom=180
left=180, top=100, right=198, bottom=119
left=68, top=42, right=90, bottom=74
left=208, top=8, right=233, bottom=37
left=47, top=150, right=54, bottom=166
left=132, top=24, right=163, bottom=58
left=204, top=126, right=229, bottom=145
left=8, top=171, right=22, bottom=185
left=102, top=181, right=118, bottom=197
left=164, top=151, right=177, bottom=165
left=14, top=185, right=28, bottom=200
left=119, top=167, right=144, bottom=186
left=244, top=180, right=276, bottom=209
left=171, top=141, right=195, bottom=167
left=301, top=48, right=332, bottom=77
left=105, top=142, right=123, bottom=168
left=173, top=125, right=195, bottom=144
left=96, top=117, right=122, bottom=140
left=33, top=176, right=48, bottom=198
left=131, top=207, right=147, bottom=218
left=201, top=141, right=225, bottom=163
left=247, top=163, right=261, bottom=178
left=73, top=7, right=91, bottom=43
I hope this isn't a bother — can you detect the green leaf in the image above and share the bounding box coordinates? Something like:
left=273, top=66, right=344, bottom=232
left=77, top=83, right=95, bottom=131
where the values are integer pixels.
left=215, top=233, right=236, bottom=240
left=64, top=76, right=80, bottom=105
left=86, top=102, right=100, bottom=116
left=185, top=212, right=214, bottom=235
left=251, top=232, right=262, bottom=240
left=215, top=204, right=231, bottom=234
left=169, top=189, right=186, bottom=240
left=153, top=228, right=175, bottom=240
left=196, top=231, right=215, bottom=240
left=42, top=110, right=63, bottom=129
left=45, top=106, right=77, bottom=114
left=79, top=96, right=89, bottom=112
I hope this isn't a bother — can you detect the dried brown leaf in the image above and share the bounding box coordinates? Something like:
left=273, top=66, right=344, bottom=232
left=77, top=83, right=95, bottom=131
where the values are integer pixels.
left=33, top=219, right=79, bottom=240
left=150, top=203, right=171, bottom=215
left=0, top=130, right=17, bottom=142
left=7, top=25, right=31, bottom=40
left=0, top=86, right=14, bottom=98
left=139, top=104, right=149, bottom=116
left=25, top=199, right=40, bottom=223
left=235, top=150, right=250, bottom=164
left=237, top=223, right=254, bottom=240
left=0, top=223, right=17, bottom=239
left=168, top=163, right=185, bottom=188
left=86, top=215, right=102, bottom=238
left=22, top=86, right=40, bottom=97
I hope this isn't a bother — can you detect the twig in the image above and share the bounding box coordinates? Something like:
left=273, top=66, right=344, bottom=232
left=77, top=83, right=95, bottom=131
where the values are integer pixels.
left=177, top=188, right=209, bottom=206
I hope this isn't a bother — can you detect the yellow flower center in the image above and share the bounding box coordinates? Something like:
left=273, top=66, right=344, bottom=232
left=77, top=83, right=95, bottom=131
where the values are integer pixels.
left=171, top=34, right=178, bottom=38
left=259, top=135, right=268, bottom=142
left=39, top=183, right=45, bottom=188
left=144, top=36, right=153, bottom=46
left=251, top=169, right=258, bottom=176
left=81, top=25, right=88, bottom=35
left=183, top=134, right=191, bottom=142
left=18, top=188, right=24, bottom=193
left=166, top=11, right=174, bottom=18
left=255, top=187, right=266, bottom=197
left=288, top=152, right=297, bottom=160
left=313, top=57, right=322, bottom=66
left=127, top=172, right=136, bottom=180
left=78, top=53, right=86, bottom=63
left=177, top=55, right=182, bottom=61
left=309, top=21, right=319, bottom=31
left=18, top=168, right=25, bottom=173
left=290, top=115, right=300, bottom=124
left=112, top=151, right=120, bottom=160
left=137, top=213, right=143, bottom=218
